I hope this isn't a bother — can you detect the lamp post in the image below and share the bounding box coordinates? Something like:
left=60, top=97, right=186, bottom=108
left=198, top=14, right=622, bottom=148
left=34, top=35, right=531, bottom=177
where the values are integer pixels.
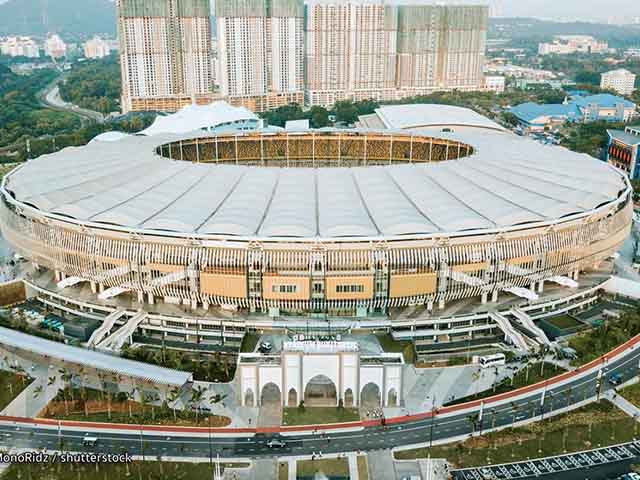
left=428, top=394, right=437, bottom=449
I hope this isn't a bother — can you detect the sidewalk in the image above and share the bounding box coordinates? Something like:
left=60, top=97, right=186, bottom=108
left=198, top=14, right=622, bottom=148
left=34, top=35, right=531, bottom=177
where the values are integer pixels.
left=604, top=390, right=640, bottom=420
left=0, top=371, right=62, bottom=418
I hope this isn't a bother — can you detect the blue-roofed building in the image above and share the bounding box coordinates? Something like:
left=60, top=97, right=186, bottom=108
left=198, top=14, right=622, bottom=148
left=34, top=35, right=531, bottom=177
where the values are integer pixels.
left=510, top=93, right=637, bottom=132
left=606, top=126, right=640, bottom=179
left=509, top=102, right=582, bottom=132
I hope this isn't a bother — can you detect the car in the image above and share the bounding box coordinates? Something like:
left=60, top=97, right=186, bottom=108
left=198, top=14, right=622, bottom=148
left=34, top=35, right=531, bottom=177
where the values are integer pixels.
left=609, top=373, right=624, bottom=386
left=259, top=341, right=273, bottom=353
left=266, top=439, right=286, bottom=448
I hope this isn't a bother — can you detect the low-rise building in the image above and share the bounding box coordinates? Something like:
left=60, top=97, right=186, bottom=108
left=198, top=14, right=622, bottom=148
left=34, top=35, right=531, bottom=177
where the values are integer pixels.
left=538, top=35, right=608, bottom=56
left=510, top=94, right=637, bottom=132
left=83, top=36, right=111, bottom=59
left=601, top=69, right=636, bottom=96
left=606, top=126, right=640, bottom=179
left=483, top=75, right=506, bottom=93
left=0, top=36, right=39, bottom=58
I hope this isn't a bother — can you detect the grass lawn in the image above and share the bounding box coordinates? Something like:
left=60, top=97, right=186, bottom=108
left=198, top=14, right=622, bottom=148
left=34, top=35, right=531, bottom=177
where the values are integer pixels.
left=376, top=333, right=416, bottom=363
left=0, top=370, right=33, bottom=411
left=42, top=387, right=230, bottom=427
left=297, top=457, right=350, bottom=478
left=279, top=461, right=289, bottom=480
left=619, top=382, right=640, bottom=408
left=2, top=461, right=249, bottom=480
left=282, top=407, right=360, bottom=426
left=546, top=314, right=582, bottom=329
left=394, top=401, right=638, bottom=468
left=445, top=362, right=563, bottom=406
left=357, top=455, right=369, bottom=480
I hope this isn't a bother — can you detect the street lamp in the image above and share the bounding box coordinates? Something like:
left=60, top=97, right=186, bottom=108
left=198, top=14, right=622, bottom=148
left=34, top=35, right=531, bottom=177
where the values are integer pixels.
left=428, top=394, right=437, bottom=449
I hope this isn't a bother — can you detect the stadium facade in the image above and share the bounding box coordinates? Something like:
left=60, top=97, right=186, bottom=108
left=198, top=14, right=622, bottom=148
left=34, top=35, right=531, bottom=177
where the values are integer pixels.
left=0, top=105, right=632, bottom=352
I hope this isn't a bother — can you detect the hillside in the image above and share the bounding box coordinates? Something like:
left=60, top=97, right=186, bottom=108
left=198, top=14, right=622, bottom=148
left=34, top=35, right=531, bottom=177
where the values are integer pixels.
left=0, top=0, right=116, bottom=39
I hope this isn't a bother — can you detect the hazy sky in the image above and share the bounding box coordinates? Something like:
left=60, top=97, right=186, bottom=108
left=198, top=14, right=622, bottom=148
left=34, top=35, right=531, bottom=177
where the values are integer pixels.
left=498, top=0, right=639, bottom=22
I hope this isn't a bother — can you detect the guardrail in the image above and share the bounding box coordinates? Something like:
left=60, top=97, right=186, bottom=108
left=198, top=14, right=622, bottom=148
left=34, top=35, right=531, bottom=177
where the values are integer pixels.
left=1, top=334, right=639, bottom=436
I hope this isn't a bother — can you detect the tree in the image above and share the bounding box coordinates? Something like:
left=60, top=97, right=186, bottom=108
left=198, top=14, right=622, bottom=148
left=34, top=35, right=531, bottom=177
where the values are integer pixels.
left=190, top=386, right=206, bottom=423
left=168, top=387, right=181, bottom=422
left=333, top=101, right=359, bottom=125
left=309, top=106, right=330, bottom=128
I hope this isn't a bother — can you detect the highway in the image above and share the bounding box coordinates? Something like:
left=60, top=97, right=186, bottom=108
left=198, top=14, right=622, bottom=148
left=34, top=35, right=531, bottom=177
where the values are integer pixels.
left=1, top=340, right=639, bottom=459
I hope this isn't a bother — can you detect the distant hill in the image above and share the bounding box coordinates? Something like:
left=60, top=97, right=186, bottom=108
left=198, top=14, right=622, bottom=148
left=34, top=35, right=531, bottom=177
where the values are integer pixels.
left=0, top=0, right=116, bottom=40
left=490, top=18, right=640, bottom=48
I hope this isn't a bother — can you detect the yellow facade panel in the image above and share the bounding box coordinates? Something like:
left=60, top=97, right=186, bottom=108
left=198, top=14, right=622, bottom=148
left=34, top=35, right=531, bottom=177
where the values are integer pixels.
left=200, top=272, right=247, bottom=298
left=325, top=275, right=374, bottom=300
left=451, top=262, right=488, bottom=273
left=389, top=273, right=437, bottom=298
left=262, top=276, right=310, bottom=300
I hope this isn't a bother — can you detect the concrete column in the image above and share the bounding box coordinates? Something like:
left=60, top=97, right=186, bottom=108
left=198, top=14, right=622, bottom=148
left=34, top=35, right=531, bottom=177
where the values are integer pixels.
left=530, top=283, right=536, bottom=292
left=54, top=270, right=61, bottom=282
left=99, top=283, right=104, bottom=293
left=90, top=281, right=97, bottom=293
left=190, top=300, right=197, bottom=310
left=481, top=292, right=488, bottom=304
left=438, top=298, right=445, bottom=310
left=491, top=290, right=498, bottom=302
left=427, top=300, right=434, bottom=312
left=137, top=291, right=144, bottom=303
left=538, top=280, right=544, bottom=293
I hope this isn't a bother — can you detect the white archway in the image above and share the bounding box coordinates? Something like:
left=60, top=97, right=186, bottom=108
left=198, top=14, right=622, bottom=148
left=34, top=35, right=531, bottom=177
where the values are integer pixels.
left=261, top=382, right=281, bottom=407
left=360, top=382, right=381, bottom=408
left=304, top=374, right=338, bottom=406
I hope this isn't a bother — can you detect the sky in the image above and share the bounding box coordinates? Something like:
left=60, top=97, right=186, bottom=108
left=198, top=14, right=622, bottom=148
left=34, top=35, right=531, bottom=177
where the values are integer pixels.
left=497, top=0, right=639, bottom=22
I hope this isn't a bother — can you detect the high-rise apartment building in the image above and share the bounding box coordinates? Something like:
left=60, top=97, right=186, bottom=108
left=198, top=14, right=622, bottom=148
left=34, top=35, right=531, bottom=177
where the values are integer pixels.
left=83, top=36, right=111, bottom=59
left=0, top=36, right=39, bottom=58
left=305, top=1, right=488, bottom=107
left=216, top=0, right=304, bottom=112
left=44, top=34, right=67, bottom=59
left=117, top=0, right=213, bottom=113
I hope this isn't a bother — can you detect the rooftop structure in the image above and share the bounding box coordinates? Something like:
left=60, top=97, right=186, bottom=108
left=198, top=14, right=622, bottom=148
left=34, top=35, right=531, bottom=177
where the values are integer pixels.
left=140, top=101, right=260, bottom=136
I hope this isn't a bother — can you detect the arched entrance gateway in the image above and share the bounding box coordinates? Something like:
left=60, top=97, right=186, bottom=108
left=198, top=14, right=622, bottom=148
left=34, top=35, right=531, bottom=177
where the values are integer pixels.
left=288, top=388, right=298, bottom=407
left=260, top=383, right=281, bottom=407
left=304, top=374, right=338, bottom=406
left=360, top=382, right=381, bottom=408
left=344, top=388, right=354, bottom=407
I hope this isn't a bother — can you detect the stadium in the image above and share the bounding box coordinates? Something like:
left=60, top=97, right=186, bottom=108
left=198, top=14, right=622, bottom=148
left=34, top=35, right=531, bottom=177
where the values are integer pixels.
left=0, top=104, right=632, bottom=354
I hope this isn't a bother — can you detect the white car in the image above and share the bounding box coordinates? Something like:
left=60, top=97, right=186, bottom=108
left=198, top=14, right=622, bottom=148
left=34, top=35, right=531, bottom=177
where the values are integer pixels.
left=266, top=439, right=286, bottom=448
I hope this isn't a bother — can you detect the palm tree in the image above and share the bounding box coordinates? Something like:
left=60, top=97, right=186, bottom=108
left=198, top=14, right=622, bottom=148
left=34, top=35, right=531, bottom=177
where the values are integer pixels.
left=32, top=385, right=44, bottom=399
left=167, top=387, right=181, bottom=422
left=467, top=413, right=479, bottom=435
left=191, top=386, right=206, bottom=424
left=510, top=401, right=519, bottom=429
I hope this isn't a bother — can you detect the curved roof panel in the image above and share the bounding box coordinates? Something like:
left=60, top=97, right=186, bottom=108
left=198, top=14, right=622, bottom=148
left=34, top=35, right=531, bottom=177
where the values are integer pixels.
left=4, top=105, right=628, bottom=241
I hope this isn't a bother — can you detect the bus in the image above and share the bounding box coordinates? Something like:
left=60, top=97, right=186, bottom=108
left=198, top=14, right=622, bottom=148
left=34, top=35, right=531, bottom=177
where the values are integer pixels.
left=82, top=436, right=98, bottom=447
left=478, top=353, right=506, bottom=369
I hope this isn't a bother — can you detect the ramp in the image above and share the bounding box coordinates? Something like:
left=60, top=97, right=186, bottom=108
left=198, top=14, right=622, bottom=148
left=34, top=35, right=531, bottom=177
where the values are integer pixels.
left=87, top=309, right=126, bottom=347
left=490, top=311, right=530, bottom=351
left=96, top=310, right=147, bottom=352
left=511, top=307, right=552, bottom=348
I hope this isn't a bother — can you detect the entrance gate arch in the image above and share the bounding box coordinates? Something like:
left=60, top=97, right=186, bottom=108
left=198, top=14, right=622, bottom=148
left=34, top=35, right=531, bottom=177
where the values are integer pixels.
left=304, top=374, right=338, bottom=406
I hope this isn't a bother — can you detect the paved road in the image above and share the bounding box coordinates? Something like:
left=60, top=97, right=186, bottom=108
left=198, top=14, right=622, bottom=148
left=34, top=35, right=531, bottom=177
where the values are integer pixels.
left=1, top=343, right=639, bottom=460
left=38, top=74, right=105, bottom=124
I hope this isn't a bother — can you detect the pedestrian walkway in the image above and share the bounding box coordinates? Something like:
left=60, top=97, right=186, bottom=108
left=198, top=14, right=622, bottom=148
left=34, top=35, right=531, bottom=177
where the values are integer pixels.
left=367, top=449, right=396, bottom=479
left=288, top=458, right=296, bottom=480
left=605, top=390, right=640, bottom=420
left=1, top=370, right=62, bottom=418
left=348, top=453, right=359, bottom=479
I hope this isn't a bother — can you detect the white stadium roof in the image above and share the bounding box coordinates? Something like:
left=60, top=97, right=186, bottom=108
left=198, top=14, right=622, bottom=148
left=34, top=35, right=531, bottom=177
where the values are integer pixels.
left=140, top=101, right=258, bottom=136
left=375, top=104, right=506, bottom=132
left=4, top=105, right=628, bottom=241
